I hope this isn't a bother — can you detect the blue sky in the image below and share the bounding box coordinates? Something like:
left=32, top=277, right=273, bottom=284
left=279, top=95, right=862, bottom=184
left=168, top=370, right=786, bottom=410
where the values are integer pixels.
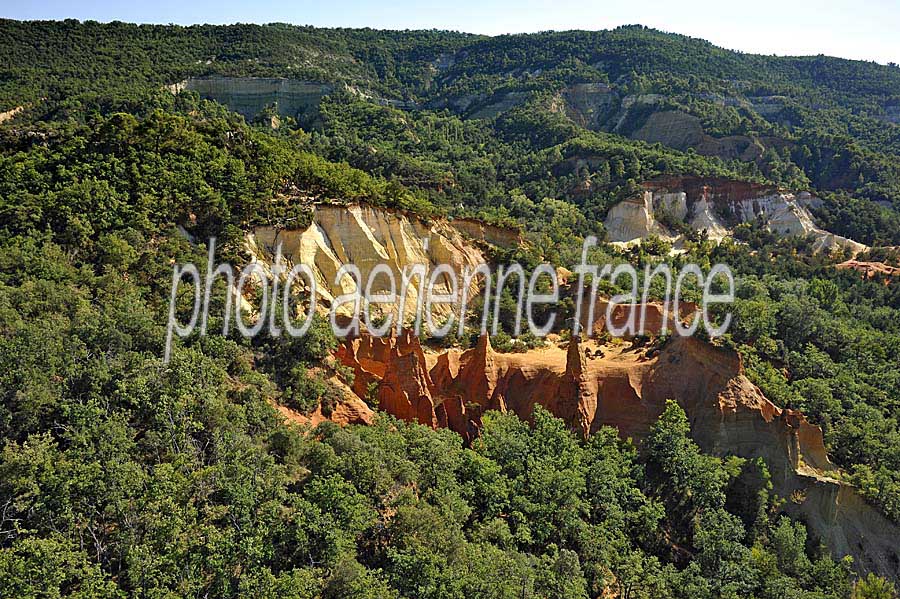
left=5, top=0, right=898, bottom=64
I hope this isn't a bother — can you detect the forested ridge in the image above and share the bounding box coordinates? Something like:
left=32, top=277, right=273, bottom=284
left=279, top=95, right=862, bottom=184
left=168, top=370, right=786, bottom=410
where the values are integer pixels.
left=1, top=19, right=900, bottom=597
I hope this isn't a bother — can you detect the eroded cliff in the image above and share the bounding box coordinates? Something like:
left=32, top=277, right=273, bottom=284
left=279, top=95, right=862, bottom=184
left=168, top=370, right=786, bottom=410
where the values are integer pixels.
left=245, top=203, right=489, bottom=319
left=242, top=202, right=895, bottom=578
left=836, top=259, right=900, bottom=281
left=604, top=176, right=866, bottom=254
left=333, top=330, right=900, bottom=579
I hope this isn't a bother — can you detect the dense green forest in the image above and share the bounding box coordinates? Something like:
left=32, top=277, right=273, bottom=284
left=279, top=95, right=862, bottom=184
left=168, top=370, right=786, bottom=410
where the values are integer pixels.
left=1, top=19, right=900, bottom=597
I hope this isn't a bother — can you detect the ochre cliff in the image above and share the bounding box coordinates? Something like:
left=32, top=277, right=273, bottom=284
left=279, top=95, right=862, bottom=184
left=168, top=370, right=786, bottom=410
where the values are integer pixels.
left=275, top=373, right=375, bottom=428
left=244, top=202, right=894, bottom=577
left=447, top=217, right=523, bottom=248
left=332, top=330, right=900, bottom=579
left=576, top=297, right=698, bottom=337
left=337, top=331, right=833, bottom=466
left=0, top=105, right=24, bottom=123
left=836, top=259, right=900, bottom=281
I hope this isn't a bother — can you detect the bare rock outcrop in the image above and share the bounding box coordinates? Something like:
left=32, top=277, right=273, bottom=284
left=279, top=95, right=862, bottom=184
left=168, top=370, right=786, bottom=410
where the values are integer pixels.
left=0, top=105, right=24, bottom=123
left=448, top=217, right=523, bottom=248
left=632, top=110, right=780, bottom=162
left=246, top=203, right=489, bottom=319
left=376, top=343, right=438, bottom=427
left=604, top=176, right=866, bottom=254
left=333, top=331, right=900, bottom=579
left=170, top=77, right=333, bottom=119
left=560, top=337, right=596, bottom=437
left=275, top=375, right=374, bottom=428
left=836, top=259, right=900, bottom=281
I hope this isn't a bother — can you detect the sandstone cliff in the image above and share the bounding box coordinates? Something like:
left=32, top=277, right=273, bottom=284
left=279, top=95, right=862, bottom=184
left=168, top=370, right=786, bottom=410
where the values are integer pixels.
left=170, top=77, right=334, bottom=120
left=836, top=259, right=900, bottom=281
left=246, top=203, right=488, bottom=319
left=604, top=176, right=866, bottom=254
left=333, top=330, right=900, bottom=579
left=275, top=374, right=375, bottom=428
left=631, top=110, right=780, bottom=162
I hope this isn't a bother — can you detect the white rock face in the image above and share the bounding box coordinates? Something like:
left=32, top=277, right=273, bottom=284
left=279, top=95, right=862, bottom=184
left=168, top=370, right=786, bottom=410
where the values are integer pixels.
left=246, top=204, right=487, bottom=320
left=735, top=193, right=816, bottom=235
left=604, top=192, right=673, bottom=242
left=688, top=197, right=730, bottom=241
left=730, top=193, right=865, bottom=253
left=656, top=192, right=689, bottom=221
left=605, top=186, right=866, bottom=254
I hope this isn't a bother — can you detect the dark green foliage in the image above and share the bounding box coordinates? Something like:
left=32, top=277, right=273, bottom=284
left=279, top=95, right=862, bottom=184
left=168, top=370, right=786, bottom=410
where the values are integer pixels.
left=0, top=229, right=858, bottom=597
left=705, top=239, right=900, bottom=522
left=1, top=18, right=899, bottom=597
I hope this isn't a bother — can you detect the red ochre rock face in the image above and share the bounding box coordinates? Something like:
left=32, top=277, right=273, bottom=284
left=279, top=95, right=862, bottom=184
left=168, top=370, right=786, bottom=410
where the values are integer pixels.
left=336, top=331, right=790, bottom=456
left=329, top=329, right=900, bottom=580
left=335, top=329, right=827, bottom=469
left=642, top=175, right=780, bottom=204
left=836, top=259, right=900, bottom=282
